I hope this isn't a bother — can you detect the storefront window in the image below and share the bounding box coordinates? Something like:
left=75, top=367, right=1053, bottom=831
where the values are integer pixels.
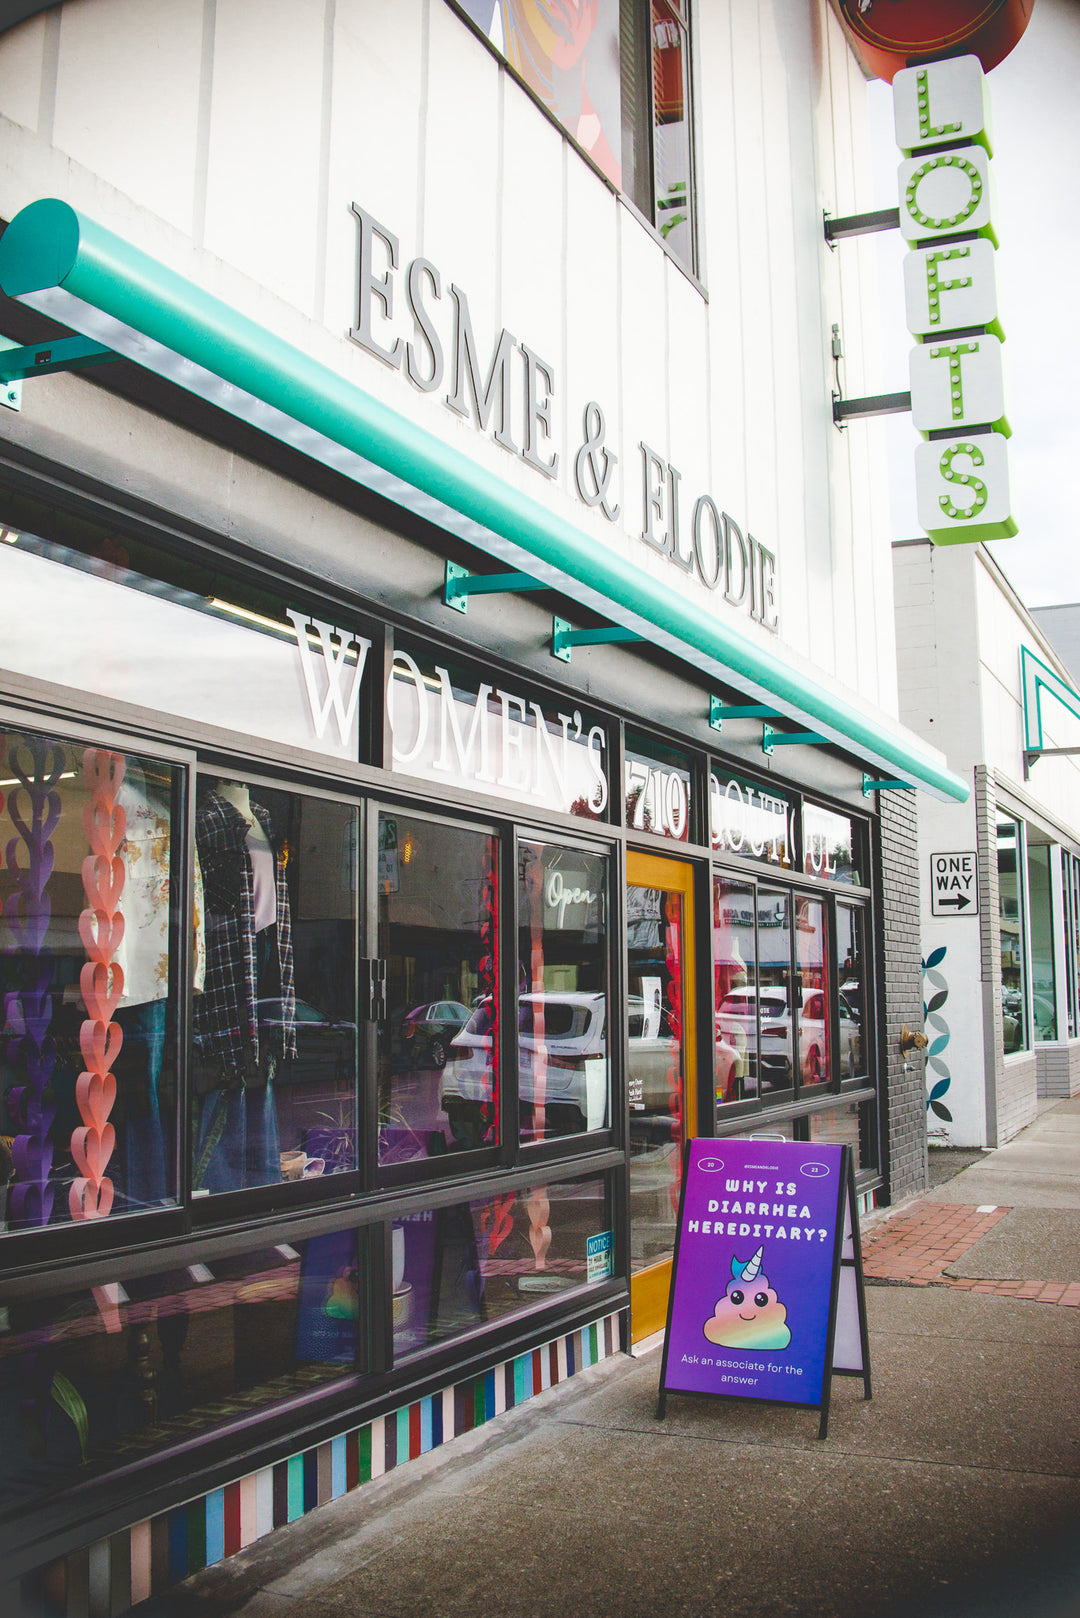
left=713, top=875, right=756, bottom=1106
left=997, top=817, right=1026, bottom=1053
left=795, top=896, right=831, bottom=1088
left=802, top=803, right=860, bottom=885
left=807, top=1100, right=876, bottom=1174
left=392, top=1173, right=611, bottom=1358
left=1027, top=839, right=1057, bottom=1042
left=0, top=500, right=373, bottom=764
left=455, top=1, right=696, bottom=273
left=379, top=813, right=499, bottom=1165
left=517, top=840, right=609, bottom=1143
left=624, top=734, right=691, bottom=842
left=0, top=1233, right=362, bottom=1514
left=0, top=731, right=182, bottom=1232
left=837, top=905, right=868, bottom=1081
left=192, top=778, right=358, bottom=1195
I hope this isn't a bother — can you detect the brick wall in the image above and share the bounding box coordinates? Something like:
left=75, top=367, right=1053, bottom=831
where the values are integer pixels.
left=1037, top=1042, right=1080, bottom=1098
left=878, top=788, right=928, bottom=1203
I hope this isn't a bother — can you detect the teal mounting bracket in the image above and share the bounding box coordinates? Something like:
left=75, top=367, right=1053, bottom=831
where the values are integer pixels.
left=0, top=334, right=117, bottom=384
left=444, top=560, right=541, bottom=614
left=762, top=724, right=825, bottom=755
left=710, top=696, right=781, bottom=731
left=552, top=617, right=643, bottom=663
left=862, top=774, right=914, bottom=795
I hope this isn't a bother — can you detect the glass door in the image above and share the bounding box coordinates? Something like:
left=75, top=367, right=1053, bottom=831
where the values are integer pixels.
left=626, top=851, right=696, bottom=1342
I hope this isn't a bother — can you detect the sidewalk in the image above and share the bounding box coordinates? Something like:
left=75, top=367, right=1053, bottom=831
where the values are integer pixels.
left=137, top=1100, right=1080, bottom=1618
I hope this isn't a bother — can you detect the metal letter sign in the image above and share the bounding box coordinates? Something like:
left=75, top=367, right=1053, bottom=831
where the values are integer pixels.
left=931, top=851, right=979, bottom=916
left=657, top=1138, right=870, bottom=1438
left=894, top=56, right=1017, bottom=545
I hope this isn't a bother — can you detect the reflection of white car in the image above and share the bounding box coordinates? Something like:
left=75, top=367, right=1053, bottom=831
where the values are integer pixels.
left=443, top=991, right=608, bottom=1135
left=717, top=987, right=861, bottom=1087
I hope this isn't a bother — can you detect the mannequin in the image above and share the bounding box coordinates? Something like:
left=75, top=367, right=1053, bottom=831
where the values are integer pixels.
left=192, top=780, right=296, bottom=1192
left=112, top=759, right=205, bottom=1207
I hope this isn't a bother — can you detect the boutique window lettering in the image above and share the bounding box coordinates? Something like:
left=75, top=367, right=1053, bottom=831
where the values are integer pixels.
left=710, top=773, right=791, bottom=868
left=192, top=778, right=358, bottom=1194
left=802, top=803, right=858, bottom=885
left=0, top=731, right=184, bottom=1233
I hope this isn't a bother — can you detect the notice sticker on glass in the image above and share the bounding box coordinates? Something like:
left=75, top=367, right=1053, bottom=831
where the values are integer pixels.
left=587, top=1230, right=614, bottom=1282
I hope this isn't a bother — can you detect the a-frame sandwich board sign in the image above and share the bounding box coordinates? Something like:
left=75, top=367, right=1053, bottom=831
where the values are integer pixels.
left=656, top=1137, right=871, bottom=1438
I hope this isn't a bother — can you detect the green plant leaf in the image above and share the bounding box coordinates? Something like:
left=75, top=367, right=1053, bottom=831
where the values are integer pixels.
left=51, top=1371, right=89, bottom=1465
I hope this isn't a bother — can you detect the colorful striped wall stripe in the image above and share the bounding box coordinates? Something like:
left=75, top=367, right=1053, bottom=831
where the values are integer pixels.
left=15, top=1312, right=621, bottom=1618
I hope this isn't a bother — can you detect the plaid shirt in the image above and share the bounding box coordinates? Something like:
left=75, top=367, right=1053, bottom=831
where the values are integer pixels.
left=193, top=793, right=297, bottom=1075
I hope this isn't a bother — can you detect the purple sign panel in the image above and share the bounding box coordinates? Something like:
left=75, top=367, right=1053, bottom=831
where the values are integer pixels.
left=663, top=1138, right=845, bottom=1407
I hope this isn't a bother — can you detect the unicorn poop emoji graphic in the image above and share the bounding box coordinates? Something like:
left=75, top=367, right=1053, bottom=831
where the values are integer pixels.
left=703, top=1246, right=792, bottom=1351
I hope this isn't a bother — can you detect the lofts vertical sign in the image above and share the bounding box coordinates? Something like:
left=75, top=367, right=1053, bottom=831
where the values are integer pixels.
left=895, top=55, right=1017, bottom=545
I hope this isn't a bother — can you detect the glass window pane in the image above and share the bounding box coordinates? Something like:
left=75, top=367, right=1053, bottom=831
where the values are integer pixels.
left=517, top=841, right=609, bottom=1143
left=713, top=875, right=757, bottom=1107
left=627, top=878, right=688, bottom=1274
left=755, top=888, right=794, bottom=1095
left=997, top=817, right=1026, bottom=1052
left=379, top=814, right=500, bottom=1165
left=795, top=897, right=831, bottom=1089
left=837, top=905, right=868, bottom=1080
left=193, top=779, right=358, bottom=1193
left=710, top=771, right=792, bottom=869
left=0, top=731, right=181, bottom=1231
left=808, top=1100, right=876, bottom=1175
left=0, top=1233, right=362, bottom=1513
left=1027, top=840, right=1056, bottom=1042
left=651, top=2, right=693, bottom=266
left=624, top=733, right=691, bottom=842
left=460, top=2, right=624, bottom=188
left=802, top=803, right=860, bottom=884
left=0, top=497, right=372, bottom=764
left=392, top=1173, right=611, bottom=1358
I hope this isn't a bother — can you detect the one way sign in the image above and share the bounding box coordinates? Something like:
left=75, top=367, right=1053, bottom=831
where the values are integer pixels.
left=931, top=851, right=979, bottom=917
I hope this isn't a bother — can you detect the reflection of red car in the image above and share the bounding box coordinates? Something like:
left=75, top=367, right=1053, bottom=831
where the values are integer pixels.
left=401, top=1001, right=471, bottom=1069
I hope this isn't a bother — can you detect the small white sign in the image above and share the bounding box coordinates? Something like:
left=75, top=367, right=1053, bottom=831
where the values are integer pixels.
left=893, top=55, right=992, bottom=156
left=909, top=333, right=1006, bottom=436
left=931, top=851, right=979, bottom=917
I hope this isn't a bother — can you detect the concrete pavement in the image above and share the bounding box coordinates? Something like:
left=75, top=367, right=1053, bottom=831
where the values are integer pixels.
left=135, top=1100, right=1080, bottom=1618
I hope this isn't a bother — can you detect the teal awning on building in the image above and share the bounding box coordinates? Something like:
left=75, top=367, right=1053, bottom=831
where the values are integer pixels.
left=0, top=198, right=969, bottom=803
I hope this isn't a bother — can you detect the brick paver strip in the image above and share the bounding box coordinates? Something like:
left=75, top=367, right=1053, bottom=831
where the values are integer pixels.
left=861, top=1202, right=1080, bottom=1307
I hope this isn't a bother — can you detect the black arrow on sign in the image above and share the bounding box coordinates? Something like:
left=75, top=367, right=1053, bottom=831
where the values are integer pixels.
left=937, top=893, right=971, bottom=910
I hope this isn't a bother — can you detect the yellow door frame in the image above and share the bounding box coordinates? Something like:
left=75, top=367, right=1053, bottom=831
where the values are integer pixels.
left=626, top=850, right=697, bottom=1343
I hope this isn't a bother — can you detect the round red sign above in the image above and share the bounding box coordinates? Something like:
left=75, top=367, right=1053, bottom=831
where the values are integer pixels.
left=836, top=0, right=1035, bottom=82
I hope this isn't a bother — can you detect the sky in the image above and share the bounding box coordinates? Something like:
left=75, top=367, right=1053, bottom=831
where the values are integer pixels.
left=866, top=0, right=1080, bottom=609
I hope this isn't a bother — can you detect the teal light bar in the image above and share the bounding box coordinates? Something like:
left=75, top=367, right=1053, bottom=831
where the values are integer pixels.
left=0, top=199, right=968, bottom=804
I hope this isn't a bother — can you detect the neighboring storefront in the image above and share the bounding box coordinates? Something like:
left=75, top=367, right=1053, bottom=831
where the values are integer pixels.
left=895, top=539, right=1080, bottom=1149
left=0, top=3, right=964, bottom=1612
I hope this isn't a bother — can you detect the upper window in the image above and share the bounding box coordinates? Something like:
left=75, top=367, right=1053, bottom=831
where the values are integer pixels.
left=456, top=1, right=696, bottom=274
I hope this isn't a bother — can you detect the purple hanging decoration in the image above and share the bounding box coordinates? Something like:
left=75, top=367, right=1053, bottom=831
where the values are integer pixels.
left=5, top=735, right=66, bottom=1228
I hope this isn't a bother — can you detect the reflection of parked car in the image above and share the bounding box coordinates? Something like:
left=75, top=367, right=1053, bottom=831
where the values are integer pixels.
left=257, top=997, right=356, bottom=1086
left=716, top=987, right=861, bottom=1088
left=401, top=1000, right=471, bottom=1069
left=443, top=992, right=739, bottom=1134
left=444, top=992, right=607, bottom=1135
